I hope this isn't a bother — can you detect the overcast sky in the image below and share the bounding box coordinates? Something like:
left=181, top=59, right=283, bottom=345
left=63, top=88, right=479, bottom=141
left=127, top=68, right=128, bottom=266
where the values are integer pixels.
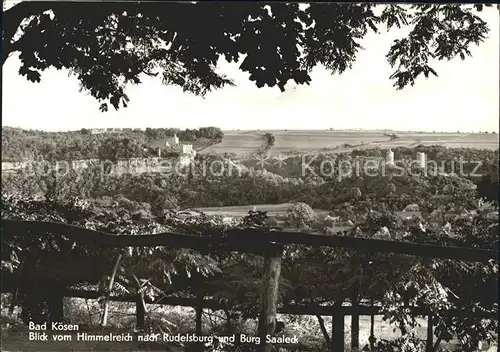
left=2, top=6, right=499, bottom=132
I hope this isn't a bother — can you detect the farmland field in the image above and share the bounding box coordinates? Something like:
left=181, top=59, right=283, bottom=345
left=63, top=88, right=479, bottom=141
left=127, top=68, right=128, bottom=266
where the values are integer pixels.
left=199, top=131, right=265, bottom=156
left=270, top=130, right=389, bottom=155
left=200, top=130, right=499, bottom=157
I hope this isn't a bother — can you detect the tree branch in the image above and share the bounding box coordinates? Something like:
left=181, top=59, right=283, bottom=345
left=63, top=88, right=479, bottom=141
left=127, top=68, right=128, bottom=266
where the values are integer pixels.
left=2, top=1, right=53, bottom=65
left=316, top=315, right=332, bottom=346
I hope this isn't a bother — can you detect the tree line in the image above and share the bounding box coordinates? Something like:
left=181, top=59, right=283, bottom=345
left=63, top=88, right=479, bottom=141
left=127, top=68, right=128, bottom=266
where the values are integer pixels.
left=2, top=147, right=497, bottom=221
left=1, top=127, right=223, bottom=162
left=245, top=146, right=499, bottom=203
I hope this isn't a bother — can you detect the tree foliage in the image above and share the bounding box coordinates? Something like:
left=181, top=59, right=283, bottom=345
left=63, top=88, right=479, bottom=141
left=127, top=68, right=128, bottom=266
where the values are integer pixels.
left=3, top=2, right=494, bottom=110
left=3, top=145, right=498, bottom=220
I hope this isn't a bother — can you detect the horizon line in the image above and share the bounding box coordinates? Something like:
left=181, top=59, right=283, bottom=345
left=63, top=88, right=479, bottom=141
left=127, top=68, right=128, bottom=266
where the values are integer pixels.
left=2, top=125, right=499, bottom=134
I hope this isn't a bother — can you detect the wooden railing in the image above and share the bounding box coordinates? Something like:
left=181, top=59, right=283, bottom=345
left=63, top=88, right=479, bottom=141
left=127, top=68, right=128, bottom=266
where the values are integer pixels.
left=2, top=220, right=497, bottom=261
left=1, top=219, right=498, bottom=352
left=61, top=288, right=496, bottom=319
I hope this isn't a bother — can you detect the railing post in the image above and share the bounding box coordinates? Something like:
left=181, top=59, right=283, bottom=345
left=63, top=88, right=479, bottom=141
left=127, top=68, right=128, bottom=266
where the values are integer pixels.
left=195, top=292, right=203, bottom=335
left=195, top=291, right=204, bottom=352
left=47, top=282, right=64, bottom=326
left=257, top=243, right=283, bottom=352
left=369, top=299, right=376, bottom=350
left=136, top=293, right=145, bottom=330
left=351, top=295, right=360, bottom=352
left=332, top=313, right=345, bottom=352
left=426, top=314, right=433, bottom=352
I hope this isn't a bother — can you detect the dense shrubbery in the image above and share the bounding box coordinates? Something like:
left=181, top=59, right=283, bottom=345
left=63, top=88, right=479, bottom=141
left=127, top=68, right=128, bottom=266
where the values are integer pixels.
left=246, top=146, right=499, bottom=203
left=3, top=146, right=495, bottom=213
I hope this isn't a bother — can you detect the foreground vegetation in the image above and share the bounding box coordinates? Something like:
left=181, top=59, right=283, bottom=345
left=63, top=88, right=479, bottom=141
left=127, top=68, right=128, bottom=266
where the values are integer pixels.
left=1, top=195, right=497, bottom=351
left=1, top=140, right=498, bottom=351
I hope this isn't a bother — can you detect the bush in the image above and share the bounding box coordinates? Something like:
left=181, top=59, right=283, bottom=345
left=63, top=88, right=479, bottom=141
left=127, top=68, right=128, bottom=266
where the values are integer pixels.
left=286, top=202, right=317, bottom=229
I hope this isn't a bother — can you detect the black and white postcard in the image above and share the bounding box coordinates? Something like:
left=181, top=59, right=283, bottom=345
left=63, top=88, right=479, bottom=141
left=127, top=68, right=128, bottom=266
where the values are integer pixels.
left=2, top=2, right=499, bottom=352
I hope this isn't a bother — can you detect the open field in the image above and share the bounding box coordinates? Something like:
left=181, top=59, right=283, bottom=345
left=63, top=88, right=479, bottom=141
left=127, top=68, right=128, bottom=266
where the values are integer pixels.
left=199, top=132, right=265, bottom=156
left=270, top=131, right=389, bottom=155
left=194, top=203, right=330, bottom=218
left=200, top=130, right=499, bottom=157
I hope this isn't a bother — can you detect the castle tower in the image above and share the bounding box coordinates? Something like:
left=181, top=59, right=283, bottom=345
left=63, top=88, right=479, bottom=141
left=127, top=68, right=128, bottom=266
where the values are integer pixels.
left=417, top=152, right=426, bottom=168
left=165, top=134, right=179, bottom=148
left=386, top=148, right=394, bottom=166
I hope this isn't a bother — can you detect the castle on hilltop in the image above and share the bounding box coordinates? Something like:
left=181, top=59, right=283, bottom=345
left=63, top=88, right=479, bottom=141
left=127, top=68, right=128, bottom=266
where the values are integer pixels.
left=157, top=133, right=196, bottom=159
left=165, top=133, right=180, bottom=148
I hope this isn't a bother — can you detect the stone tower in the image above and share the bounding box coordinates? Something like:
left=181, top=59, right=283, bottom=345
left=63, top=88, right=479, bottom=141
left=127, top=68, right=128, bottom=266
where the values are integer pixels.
left=386, top=148, right=395, bottom=166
